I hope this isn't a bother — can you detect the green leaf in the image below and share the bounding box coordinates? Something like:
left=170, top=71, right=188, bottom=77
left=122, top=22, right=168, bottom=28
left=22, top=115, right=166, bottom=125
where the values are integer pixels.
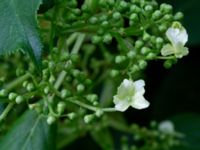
left=0, top=0, right=42, bottom=66
left=171, top=113, right=200, bottom=150
left=0, top=110, right=56, bottom=150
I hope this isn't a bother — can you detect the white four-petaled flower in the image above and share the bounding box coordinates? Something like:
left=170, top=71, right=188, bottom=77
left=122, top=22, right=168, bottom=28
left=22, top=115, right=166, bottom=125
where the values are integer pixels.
left=113, top=79, right=150, bottom=112
left=161, top=22, right=188, bottom=58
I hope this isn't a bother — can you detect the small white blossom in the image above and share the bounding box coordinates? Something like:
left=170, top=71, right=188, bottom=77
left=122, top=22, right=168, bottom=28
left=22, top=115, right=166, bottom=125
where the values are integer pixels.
left=161, top=22, right=189, bottom=58
left=159, top=120, right=175, bottom=134
left=113, top=79, right=150, bottom=112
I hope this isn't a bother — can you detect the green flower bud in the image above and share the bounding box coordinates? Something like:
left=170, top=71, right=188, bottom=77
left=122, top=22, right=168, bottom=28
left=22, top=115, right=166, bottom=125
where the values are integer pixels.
left=127, top=50, right=136, bottom=59
left=152, top=10, right=162, bottom=20
left=8, top=92, right=17, bottom=101
left=89, top=16, right=98, bottom=24
left=86, top=94, right=98, bottom=102
left=64, top=60, right=73, bottom=71
left=44, top=86, right=50, bottom=94
left=84, top=0, right=98, bottom=12
left=146, top=53, right=156, bottom=60
left=72, top=8, right=81, bottom=15
left=61, top=89, right=71, bottom=98
left=130, top=5, right=141, bottom=13
left=110, top=69, right=120, bottom=77
left=26, top=83, right=34, bottom=91
left=67, top=112, right=76, bottom=120
left=47, top=115, right=56, bottom=125
left=101, top=21, right=109, bottom=27
left=130, top=65, right=139, bottom=73
left=163, top=14, right=173, bottom=21
left=135, top=40, right=144, bottom=49
left=160, top=3, right=172, bottom=14
left=57, top=101, right=66, bottom=114
left=77, top=84, right=85, bottom=93
left=84, top=114, right=95, bottom=123
left=103, top=33, right=112, bottom=43
left=141, top=47, right=151, bottom=55
left=95, top=109, right=103, bottom=117
left=49, top=75, right=55, bottom=84
left=115, top=55, right=126, bottom=64
left=143, top=32, right=151, bottom=41
left=164, top=59, right=173, bottom=69
left=113, top=12, right=121, bottom=20
left=93, top=101, right=99, bottom=106
left=84, top=79, right=92, bottom=85
left=15, top=95, right=24, bottom=104
left=144, top=5, right=153, bottom=14
left=70, top=54, right=80, bottom=63
left=119, top=1, right=128, bottom=9
left=174, top=12, right=184, bottom=20
left=0, top=89, right=8, bottom=97
left=48, top=61, right=55, bottom=70
left=130, top=13, right=138, bottom=21
left=138, top=60, right=147, bottom=69
left=22, top=81, right=28, bottom=88
left=91, top=35, right=102, bottom=44
left=158, top=24, right=167, bottom=32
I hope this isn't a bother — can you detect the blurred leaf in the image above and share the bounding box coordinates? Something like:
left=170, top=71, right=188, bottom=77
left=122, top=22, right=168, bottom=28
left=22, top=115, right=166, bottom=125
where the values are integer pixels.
left=158, top=0, right=200, bottom=45
left=0, top=0, right=42, bottom=67
left=0, top=110, right=56, bottom=150
left=90, top=127, right=114, bottom=150
left=171, top=113, right=200, bottom=150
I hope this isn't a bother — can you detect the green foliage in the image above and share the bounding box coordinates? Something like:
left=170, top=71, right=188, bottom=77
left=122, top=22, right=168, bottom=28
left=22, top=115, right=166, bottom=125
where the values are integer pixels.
left=0, top=0, right=42, bottom=66
left=0, top=110, right=56, bottom=150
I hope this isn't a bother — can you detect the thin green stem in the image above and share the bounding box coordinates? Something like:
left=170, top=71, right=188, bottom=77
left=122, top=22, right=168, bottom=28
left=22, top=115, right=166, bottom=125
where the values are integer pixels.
left=0, top=102, right=15, bottom=122
left=156, top=56, right=175, bottom=60
left=5, top=73, right=30, bottom=91
left=71, top=33, right=85, bottom=54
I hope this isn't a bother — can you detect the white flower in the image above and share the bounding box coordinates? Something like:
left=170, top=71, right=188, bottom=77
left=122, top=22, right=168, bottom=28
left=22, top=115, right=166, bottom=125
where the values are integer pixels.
left=158, top=120, right=175, bottom=134
left=161, top=22, right=189, bottom=58
left=113, top=79, right=150, bottom=112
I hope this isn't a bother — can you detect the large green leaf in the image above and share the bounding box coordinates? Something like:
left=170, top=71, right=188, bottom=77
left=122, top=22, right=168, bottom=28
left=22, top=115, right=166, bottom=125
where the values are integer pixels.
left=0, top=110, right=56, bottom=150
left=0, top=0, right=42, bottom=65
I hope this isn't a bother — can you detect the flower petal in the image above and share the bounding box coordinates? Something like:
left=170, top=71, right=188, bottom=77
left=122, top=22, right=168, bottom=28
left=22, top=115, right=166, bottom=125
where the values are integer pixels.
left=174, top=42, right=189, bottom=58
left=113, top=96, right=130, bottom=112
left=134, top=80, right=145, bottom=92
left=161, top=44, right=175, bottom=56
left=131, top=96, right=150, bottom=110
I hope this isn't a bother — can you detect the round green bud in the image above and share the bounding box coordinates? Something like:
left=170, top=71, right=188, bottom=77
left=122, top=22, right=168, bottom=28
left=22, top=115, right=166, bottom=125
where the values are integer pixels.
left=49, top=75, right=55, bottom=84
left=160, top=3, right=172, bottom=14
left=119, top=1, right=128, bottom=9
left=103, top=33, right=112, bottom=43
left=130, top=65, right=139, bottom=73
left=138, top=60, right=147, bottom=69
left=72, top=8, right=81, bottom=15
left=70, top=54, right=80, bottom=63
left=113, top=12, right=121, bottom=20
left=99, top=15, right=108, bottom=22
left=86, top=94, right=98, bottom=102
left=57, top=101, right=66, bottom=114
left=77, top=84, right=85, bottom=93
left=0, top=89, right=8, bottom=97
left=130, top=5, right=141, bottom=13
left=163, top=14, right=173, bottom=21
left=130, top=13, right=138, bottom=21
left=93, top=101, right=99, bottom=106
left=22, top=81, right=28, bottom=88
left=143, top=32, right=151, bottom=41
left=156, top=37, right=164, bottom=44
left=95, top=109, right=103, bottom=117
left=110, top=69, right=120, bottom=77
left=84, top=79, right=92, bottom=85
left=127, top=50, right=136, bottom=59
left=144, top=5, right=153, bottom=13
left=152, top=10, right=162, bottom=20
left=158, top=24, right=167, bottom=32
left=44, top=86, right=50, bottom=94
left=164, top=60, right=173, bottom=69
left=26, top=83, right=34, bottom=91
left=141, top=47, right=151, bottom=55
left=15, top=95, right=24, bottom=104
left=47, top=115, right=56, bottom=125
left=91, top=35, right=102, bottom=44
left=72, top=69, right=80, bottom=77
left=8, top=92, right=17, bottom=101
left=60, top=89, right=71, bottom=98
left=84, top=114, right=95, bottom=123
left=174, top=12, right=184, bottom=20
left=16, top=68, right=24, bottom=77
left=101, top=21, right=109, bottom=27
left=135, top=40, right=144, bottom=49
left=89, top=16, right=98, bottom=24
left=48, top=61, right=55, bottom=70
left=67, top=112, right=76, bottom=120
left=115, top=55, right=126, bottom=64
left=146, top=53, right=156, bottom=60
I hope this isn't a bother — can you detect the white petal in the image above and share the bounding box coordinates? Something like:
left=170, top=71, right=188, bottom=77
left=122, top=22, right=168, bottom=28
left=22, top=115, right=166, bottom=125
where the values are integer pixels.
left=174, top=43, right=189, bottom=58
left=166, top=27, right=188, bottom=46
left=161, top=44, right=175, bottom=56
left=134, top=80, right=145, bottom=92
left=114, top=96, right=130, bottom=112
left=122, top=79, right=133, bottom=88
left=131, top=96, right=150, bottom=110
